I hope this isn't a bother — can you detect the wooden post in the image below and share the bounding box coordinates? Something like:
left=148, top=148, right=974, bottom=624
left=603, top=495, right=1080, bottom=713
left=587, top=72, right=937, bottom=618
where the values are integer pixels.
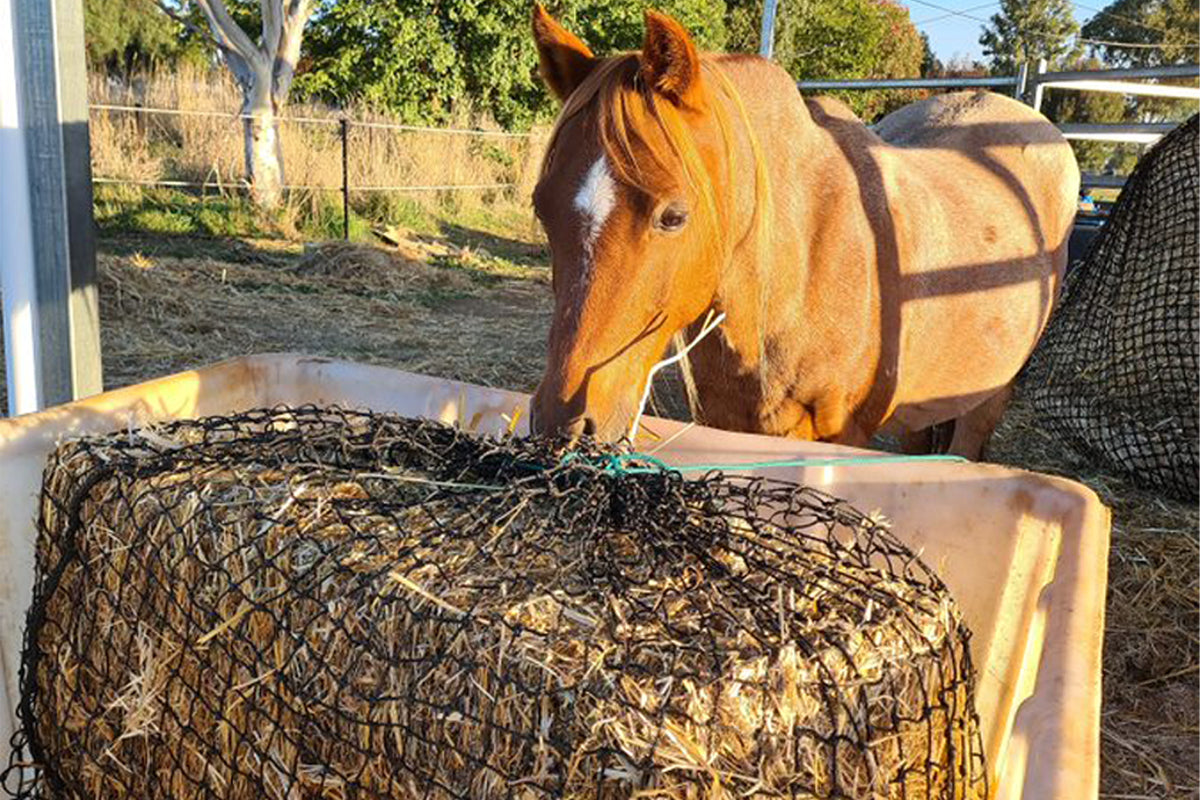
left=1, top=0, right=101, bottom=414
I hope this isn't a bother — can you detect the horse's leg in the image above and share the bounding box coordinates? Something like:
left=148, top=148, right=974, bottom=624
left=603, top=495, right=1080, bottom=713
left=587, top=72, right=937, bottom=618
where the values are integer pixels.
left=947, top=383, right=1015, bottom=460
left=930, top=420, right=956, bottom=453
left=781, top=394, right=881, bottom=449
left=812, top=395, right=873, bottom=448
left=900, top=427, right=933, bottom=454
left=900, top=420, right=956, bottom=454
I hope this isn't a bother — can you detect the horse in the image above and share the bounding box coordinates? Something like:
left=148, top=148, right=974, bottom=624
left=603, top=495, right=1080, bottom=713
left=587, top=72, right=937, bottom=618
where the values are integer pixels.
left=527, top=5, right=1079, bottom=458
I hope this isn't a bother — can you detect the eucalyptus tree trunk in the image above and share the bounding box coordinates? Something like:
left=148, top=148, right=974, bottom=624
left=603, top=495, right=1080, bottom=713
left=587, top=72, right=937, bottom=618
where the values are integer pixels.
left=185, top=0, right=313, bottom=210
left=242, top=64, right=284, bottom=208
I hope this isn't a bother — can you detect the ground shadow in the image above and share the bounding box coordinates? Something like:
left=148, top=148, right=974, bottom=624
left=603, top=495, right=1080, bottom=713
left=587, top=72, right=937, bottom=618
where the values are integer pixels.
left=436, top=222, right=548, bottom=267
left=97, top=230, right=298, bottom=267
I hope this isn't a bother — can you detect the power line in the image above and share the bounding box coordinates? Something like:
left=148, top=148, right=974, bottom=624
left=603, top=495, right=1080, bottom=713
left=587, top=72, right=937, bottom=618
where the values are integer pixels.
left=913, top=1, right=998, bottom=26
left=1083, top=38, right=1200, bottom=48
left=1069, top=0, right=1179, bottom=38
left=905, top=0, right=1200, bottom=50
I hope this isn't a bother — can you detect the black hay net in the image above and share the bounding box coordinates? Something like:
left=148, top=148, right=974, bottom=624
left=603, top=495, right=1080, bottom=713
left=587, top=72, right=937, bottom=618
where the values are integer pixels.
left=3, top=407, right=986, bottom=799
left=1023, top=114, right=1199, bottom=500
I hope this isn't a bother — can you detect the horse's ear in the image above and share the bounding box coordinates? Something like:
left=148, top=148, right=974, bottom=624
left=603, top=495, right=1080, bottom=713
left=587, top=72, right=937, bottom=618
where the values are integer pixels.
left=640, top=10, right=702, bottom=106
left=532, top=4, right=596, bottom=103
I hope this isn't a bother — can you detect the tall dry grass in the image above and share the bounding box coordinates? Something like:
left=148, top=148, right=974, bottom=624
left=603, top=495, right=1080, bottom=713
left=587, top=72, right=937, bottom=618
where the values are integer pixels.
left=89, top=65, right=547, bottom=236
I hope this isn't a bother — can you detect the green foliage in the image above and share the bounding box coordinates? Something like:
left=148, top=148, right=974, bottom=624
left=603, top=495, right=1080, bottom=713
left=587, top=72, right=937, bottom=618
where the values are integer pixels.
left=548, top=0, right=728, bottom=52
left=294, top=2, right=465, bottom=125
left=920, top=32, right=942, bottom=77
left=1042, top=46, right=1194, bottom=176
left=726, top=0, right=926, bottom=121
left=1082, top=0, right=1200, bottom=65
left=95, top=186, right=271, bottom=237
left=90, top=180, right=536, bottom=252
left=353, top=194, right=442, bottom=237
left=979, top=0, right=1081, bottom=73
left=1077, top=0, right=1200, bottom=132
left=294, top=0, right=727, bottom=130
left=84, top=0, right=205, bottom=73
left=95, top=0, right=930, bottom=128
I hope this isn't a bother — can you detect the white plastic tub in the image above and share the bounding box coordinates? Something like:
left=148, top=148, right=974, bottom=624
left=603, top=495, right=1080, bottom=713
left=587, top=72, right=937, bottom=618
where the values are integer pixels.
left=0, top=354, right=1110, bottom=799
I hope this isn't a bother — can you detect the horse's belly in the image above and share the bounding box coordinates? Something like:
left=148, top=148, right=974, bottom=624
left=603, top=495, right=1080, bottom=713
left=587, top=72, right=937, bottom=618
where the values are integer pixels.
left=885, top=267, right=1058, bottom=431
left=882, top=391, right=1002, bottom=433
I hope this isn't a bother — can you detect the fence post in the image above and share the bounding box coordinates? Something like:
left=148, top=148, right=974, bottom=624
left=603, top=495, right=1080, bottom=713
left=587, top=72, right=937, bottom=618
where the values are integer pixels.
left=1015, top=62, right=1029, bottom=101
left=340, top=117, right=350, bottom=241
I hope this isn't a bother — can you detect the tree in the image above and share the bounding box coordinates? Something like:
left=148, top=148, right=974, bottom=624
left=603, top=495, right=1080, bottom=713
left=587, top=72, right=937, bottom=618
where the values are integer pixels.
left=979, top=0, right=1081, bottom=73
left=726, top=0, right=927, bottom=121
left=291, top=2, right=465, bottom=125
left=1081, top=0, right=1200, bottom=65
left=920, top=32, right=943, bottom=77
left=1062, top=0, right=1197, bottom=173
left=938, top=54, right=990, bottom=76
left=294, top=0, right=728, bottom=130
left=86, top=0, right=196, bottom=75
left=157, top=0, right=315, bottom=208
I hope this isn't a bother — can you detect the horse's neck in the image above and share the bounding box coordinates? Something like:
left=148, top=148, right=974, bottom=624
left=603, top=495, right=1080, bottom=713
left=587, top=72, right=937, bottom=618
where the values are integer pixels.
left=709, top=66, right=883, bottom=391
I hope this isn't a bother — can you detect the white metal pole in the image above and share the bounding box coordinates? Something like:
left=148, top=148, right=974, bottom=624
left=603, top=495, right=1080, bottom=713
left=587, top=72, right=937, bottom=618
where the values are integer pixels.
left=1032, top=58, right=1049, bottom=113
left=0, top=0, right=35, bottom=781
left=760, top=0, right=781, bottom=59
left=0, top=0, right=43, bottom=417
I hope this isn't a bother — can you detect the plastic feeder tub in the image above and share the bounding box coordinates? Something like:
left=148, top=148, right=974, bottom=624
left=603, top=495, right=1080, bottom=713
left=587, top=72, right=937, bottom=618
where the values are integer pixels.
left=0, top=354, right=1110, bottom=800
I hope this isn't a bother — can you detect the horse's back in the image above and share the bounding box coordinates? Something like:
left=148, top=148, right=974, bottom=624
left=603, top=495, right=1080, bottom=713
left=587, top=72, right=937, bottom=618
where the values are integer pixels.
left=874, top=91, right=1079, bottom=248
left=873, top=90, right=1061, bottom=149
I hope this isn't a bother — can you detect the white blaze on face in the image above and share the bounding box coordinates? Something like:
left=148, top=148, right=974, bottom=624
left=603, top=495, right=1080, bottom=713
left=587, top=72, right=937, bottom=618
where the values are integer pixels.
left=573, top=156, right=616, bottom=264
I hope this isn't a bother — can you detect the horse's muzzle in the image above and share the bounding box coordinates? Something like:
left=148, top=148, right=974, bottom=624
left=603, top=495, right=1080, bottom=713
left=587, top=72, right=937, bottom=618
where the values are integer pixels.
left=529, top=411, right=595, bottom=442
left=529, top=387, right=602, bottom=442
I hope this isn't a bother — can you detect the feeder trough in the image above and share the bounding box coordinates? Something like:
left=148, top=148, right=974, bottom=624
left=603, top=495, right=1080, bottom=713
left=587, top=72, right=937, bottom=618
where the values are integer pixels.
left=0, top=354, right=1109, bottom=800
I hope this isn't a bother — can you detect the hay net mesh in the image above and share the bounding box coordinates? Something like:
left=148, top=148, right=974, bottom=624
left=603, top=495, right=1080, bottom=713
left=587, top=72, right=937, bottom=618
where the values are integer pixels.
left=1023, top=114, right=1199, bottom=500
left=3, top=407, right=986, bottom=799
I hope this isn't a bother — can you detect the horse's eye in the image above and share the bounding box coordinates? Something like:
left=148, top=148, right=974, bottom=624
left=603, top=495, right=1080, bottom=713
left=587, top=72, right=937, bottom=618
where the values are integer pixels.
left=656, top=205, right=689, bottom=232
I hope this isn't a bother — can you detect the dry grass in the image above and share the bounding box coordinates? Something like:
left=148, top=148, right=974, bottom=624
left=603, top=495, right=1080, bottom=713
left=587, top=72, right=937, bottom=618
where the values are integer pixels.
left=0, top=230, right=1195, bottom=797
left=92, top=238, right=551, bottom=397
left=89, top=65, right=547, bottom=227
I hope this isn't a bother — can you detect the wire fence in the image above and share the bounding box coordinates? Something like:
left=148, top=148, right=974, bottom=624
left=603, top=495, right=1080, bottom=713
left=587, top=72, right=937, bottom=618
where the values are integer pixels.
left=89, top=102, right=549, bottom=240
left=89, top=62, right=1198, bottom=241
left=90, top=103, right=539, bottom=138
left=798, top=61, right=1199, bottom=192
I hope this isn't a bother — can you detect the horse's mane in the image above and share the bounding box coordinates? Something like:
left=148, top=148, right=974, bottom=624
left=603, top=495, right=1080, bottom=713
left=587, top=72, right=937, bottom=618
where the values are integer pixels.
left=540, top=52, right=775, bottom=417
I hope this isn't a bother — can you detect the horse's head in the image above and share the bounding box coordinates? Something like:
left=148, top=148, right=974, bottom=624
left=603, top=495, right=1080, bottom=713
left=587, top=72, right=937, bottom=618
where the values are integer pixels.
left=529, top=6, right=744, bottom=441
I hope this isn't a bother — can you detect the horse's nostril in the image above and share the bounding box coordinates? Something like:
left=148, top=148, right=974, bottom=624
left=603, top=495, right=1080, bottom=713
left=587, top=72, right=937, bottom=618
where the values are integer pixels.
left=581, top=417, right=597, bottom=437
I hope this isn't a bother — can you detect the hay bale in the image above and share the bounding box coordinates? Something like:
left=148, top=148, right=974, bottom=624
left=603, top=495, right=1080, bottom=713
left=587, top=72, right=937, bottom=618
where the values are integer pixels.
left=293, top=241, right=471, bottom=295
left=8, top=408, right=986, bottom=799
left=297, top=240, right=401, bottom=278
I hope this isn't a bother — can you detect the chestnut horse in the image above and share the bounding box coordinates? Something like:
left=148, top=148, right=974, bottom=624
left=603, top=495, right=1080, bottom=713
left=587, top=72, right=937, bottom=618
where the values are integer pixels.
left=528, top=6, right=1079, bottom=458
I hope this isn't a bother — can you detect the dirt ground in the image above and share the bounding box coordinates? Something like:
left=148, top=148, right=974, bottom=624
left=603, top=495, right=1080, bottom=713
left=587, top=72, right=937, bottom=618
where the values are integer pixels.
left=1, top=231, right=1196, bottom=798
